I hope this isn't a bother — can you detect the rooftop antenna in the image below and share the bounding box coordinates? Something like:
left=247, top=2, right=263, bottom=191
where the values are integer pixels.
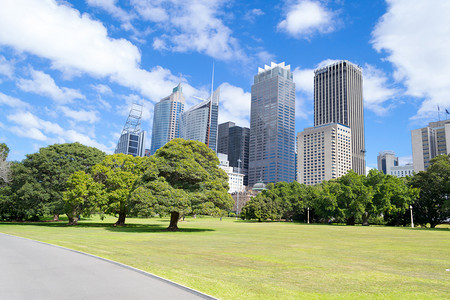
left=210, top=61, right=215, bottom=99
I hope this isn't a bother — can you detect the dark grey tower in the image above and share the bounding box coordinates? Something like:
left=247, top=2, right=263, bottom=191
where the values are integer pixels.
left=314, top=60, right=366, bottom=175
left=248, top=62, right=296, bottom=186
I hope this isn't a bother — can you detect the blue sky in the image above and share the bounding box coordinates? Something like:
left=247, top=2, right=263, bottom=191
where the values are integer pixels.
left=1, top=0, right=449, bottom=172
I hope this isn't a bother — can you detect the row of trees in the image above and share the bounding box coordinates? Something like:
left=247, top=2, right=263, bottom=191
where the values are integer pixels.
left=241, top=155, right=450, bottom=228
left=0, top=139, right=233, bottom=230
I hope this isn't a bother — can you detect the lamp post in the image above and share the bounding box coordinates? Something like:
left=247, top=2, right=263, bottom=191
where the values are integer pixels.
left=307, top=207, right=310, bottom=224
left=410, top=205, right=414, bottom=228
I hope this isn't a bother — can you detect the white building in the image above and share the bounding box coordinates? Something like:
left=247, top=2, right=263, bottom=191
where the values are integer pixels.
left=297, top=123, right=352, bottom=185
left=389, top=164, right=414, bottom=178
left=218, top=153, right=244, bottom=193
left=411, top=120, right=450, bottom=172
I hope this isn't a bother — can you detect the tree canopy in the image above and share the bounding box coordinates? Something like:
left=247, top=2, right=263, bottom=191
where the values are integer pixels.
left=130, top=139, right=233, bottom=230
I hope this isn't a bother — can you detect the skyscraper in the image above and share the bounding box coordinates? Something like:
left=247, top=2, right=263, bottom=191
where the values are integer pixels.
left=248, top=62, right=296, bottom=186
left=314, top=60, right=366, bottom=175
left=150, top=84, right=185, bottom=155
left=411, top=119, right=450, bottom=172
left=115, top=103, right=146, bottom=157
left=180, top=88, right=219, bottom=152
left=217, top=121, right=250, bottom=186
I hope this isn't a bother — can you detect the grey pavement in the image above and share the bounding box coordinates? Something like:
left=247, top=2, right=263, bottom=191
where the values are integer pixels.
left=0, top=233, right=215, bottom=300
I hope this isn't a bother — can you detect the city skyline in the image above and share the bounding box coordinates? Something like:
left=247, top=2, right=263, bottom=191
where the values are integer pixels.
left=1, top=1, right=450, bottom=173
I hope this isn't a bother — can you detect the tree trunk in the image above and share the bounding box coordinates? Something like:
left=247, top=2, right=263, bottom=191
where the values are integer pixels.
left=167, top=211, right=180, bottom=231
left=362, top=212, right=369, bottom=226
left=68, top=216, right=79, bottom=225
left=346, top=216, right=355, bottom=225
left=53, top=214, right=59, bottom=221
left=114, top=211, right=126, bottom=226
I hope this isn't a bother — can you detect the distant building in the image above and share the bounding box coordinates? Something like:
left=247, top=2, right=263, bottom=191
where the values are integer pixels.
left=297, top=123, right=352, bottom=185
left=377, top=150, right=399, bottom=175
left=248, top=62, right=296, bottom=186
left=115, top=103, right=146, bottom=157
left=217, top=122, right=250, bottom=186
left=150, top=84, right=185, bottom=155
left=180, top=88, right=219, bottom=152
left=390, top=164, right=414, bottom=178
left=218, top=153, right=244, bottom=193
left=411, top=120, right=450, bottom=172
left=314, top=60, right=365, bottom=175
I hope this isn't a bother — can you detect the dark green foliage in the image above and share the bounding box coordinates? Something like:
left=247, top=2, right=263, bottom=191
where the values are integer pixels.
left=0, top=143, right=105, bottom=221
left=409, top=154, right=450, bottom=228
left=130, top=139, right=233, bottom=230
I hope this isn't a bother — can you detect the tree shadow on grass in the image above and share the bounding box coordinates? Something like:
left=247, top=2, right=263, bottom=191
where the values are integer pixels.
left=0, top=221, right=215, bottom=233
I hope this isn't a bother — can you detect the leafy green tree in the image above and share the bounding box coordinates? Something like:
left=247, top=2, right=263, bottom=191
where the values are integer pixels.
left=240, top=193, right=282, bottom=222
left=91, top=153, right=151, bottom=225
left=310, top=180, right=340, bottom=222
left=19, top=143, right=105, bottom=220
left=335, top=171, right=373, bottom=225
left=63, top=171, right=106, bottom=225
left=0, top=162, right=49, bottom=221
left=130, top=139, right=233, bottom=230
left=409, top=154, right=450, bottom=228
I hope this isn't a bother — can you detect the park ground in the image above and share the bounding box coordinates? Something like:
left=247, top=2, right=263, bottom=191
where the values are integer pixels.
left=0, top=216, right=449, bottom=299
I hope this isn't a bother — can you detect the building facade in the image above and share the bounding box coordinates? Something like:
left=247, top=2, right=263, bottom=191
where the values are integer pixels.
left=377, top=150, right=399, bottom=175
left=150, top=84, right=185, bottom=155
left=248, top=62, right=296, bottom=186
left=218, top=153, right=245, bottom=193
left=389, top=164, right=414, bottom=178
left=218, top=122, right=250, bottom=186
left=115, top=103, right=146, bottom=157
left=180, top=88, right=219, bottom=152
left=314, top=60, right=365, bottom=175
left=297, top=123, right=352, bottom=185
left=411, top=120, right=450, bottom=172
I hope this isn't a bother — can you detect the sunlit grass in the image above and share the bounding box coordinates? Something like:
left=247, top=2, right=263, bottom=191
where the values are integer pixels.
left=1, top=216, right=449, bottom=299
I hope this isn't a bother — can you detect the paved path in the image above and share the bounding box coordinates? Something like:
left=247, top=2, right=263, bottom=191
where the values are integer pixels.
left=0, top=233, right=215, bottom=300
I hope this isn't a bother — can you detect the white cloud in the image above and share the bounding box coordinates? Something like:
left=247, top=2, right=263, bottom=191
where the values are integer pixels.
left=18, top=69, right=84, bottom=103
left=244, top=8, right=265, bottom=23
left=0, top=92, right=31, bottom=109
left=6, top=111, right=110, bottom=152
left=363, top=64, right=400, bottom=115
left=398, top=155, right=413, bottom=166
left=59, top=106, right=100, bottom=123
left=278, top=0, right=338, bottom=39
left=132, top=0, right=245, bottom=61
left=372, top=0, right=450, bottom=120
left=131, top=0, right=169, bottom=22
left=218, top=83, right=251, bottom=127
left=91, top=84, right=112, bottom=95
left=0, top=0, right=187, bottom=102
left=0, top=55, right=14, bottom=78
left=87, top=0, right=133, bottom=22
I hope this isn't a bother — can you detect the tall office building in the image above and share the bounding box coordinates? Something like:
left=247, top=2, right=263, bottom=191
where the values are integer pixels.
left=248, top=62, right=296, bottom=186
left=314, top=60, right=365, bottom=175
left=115, top=103, right=146, bottom=157
left=377, top=150, right=399, bottom=175
left=297, top=123, right=352, bottom=185
left=180, top=88, right=220, bottom=152
left=411, top=119, right=450, bottom=172
left=217, top=121, right=250, bottom=186
left=150, top=84, right=185, bottom=155
left=217, top=122, right=235, bottom=155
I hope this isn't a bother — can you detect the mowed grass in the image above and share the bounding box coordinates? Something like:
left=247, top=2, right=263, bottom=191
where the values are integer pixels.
left=0, top=216, right=449, bottom=299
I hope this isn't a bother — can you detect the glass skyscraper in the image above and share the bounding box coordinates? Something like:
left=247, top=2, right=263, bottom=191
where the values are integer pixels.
left=180, top=88, right=219, bottom=152
left=248, top=62, right=296, bottom=186
left=150, top=84, right=185, bottom=155
left=314, top=60, right=365, bottom=175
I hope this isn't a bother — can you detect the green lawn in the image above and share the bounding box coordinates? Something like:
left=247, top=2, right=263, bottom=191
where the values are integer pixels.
left=1, top=216, right=449, bottom=299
